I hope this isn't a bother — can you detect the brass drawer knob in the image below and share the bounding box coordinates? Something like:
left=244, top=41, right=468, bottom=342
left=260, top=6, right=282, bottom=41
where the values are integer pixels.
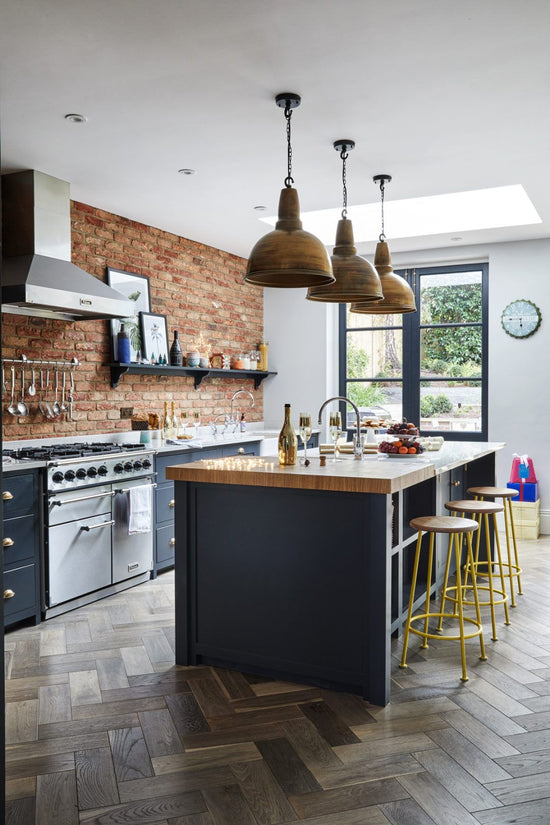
left=168, top=499, right=175, bottom=508
left=4, top=589, right=15, bottom=600
left=238, top=447, right=245, bottom=454
left=169, top=538, right=176, bottom=546
left=2, top=491, right=14, bottom=501
left=3, top=537, right=15, bottom=548
left=451, top=480, right=461, bottom=487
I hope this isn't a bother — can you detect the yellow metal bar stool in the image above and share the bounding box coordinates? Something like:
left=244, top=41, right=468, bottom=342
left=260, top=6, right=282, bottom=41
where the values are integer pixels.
left=442, top=499, right=510, bottom=641
left=468, top=486, right=522, bottom=607
left=400, top=515, right=486, bottom=683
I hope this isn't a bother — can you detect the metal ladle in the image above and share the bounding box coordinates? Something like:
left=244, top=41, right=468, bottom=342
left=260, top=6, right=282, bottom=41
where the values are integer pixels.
left=17, top=367, right=29, bottom=416
left=7, top=366, right=18, bottom=415
left=52, top=370, right=61, bottom=416
left=28, top=367, right=36, bottom=397
left=60, top=371, right=68, bottom=414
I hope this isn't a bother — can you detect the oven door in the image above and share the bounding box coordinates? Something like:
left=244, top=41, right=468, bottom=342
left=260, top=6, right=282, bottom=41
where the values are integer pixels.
left=112, top=478, right=154, bottom=584
left=47, top=485, right=114, bottom=607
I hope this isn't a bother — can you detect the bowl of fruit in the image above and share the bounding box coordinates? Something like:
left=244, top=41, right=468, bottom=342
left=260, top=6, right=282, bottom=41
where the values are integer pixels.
left=378, top=419, right=424, bottom=457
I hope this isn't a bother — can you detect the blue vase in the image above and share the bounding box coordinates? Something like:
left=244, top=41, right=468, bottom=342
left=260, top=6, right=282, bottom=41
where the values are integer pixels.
left=117, top=324, right=131, bottom=362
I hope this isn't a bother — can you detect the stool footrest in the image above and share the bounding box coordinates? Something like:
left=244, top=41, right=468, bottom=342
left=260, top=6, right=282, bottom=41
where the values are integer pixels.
left=409, top=613, right=483, bottom=641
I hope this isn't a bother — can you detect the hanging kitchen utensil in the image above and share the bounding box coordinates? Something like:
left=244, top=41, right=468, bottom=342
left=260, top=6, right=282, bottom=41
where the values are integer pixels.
left=38, top=370, right=48, bottom=418
left=68, top=370, right=75, bottom=420
left=2, top=364, right=6, bottom=394
left=28, top=367, right=36, bottom=397
left=60, top=371, right=68, bottom=413
left=44, top=370, right=55, bottom=418
left=7, top=366, right=18, bottom=415
left=52, top=370, right=61, bottom=416
left=17, top=367, right=29, bottom=416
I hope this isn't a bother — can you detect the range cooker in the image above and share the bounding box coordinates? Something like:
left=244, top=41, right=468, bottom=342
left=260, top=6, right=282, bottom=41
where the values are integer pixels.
left=5, top=442, right=156, bottom=618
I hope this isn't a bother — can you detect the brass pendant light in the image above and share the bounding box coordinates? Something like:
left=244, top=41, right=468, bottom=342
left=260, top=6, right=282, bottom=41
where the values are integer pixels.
left=350, top=175, right=417, bottom=315
left=245, top=93, right=334, bottom=288
left=307, top=140, right=383, bottom=304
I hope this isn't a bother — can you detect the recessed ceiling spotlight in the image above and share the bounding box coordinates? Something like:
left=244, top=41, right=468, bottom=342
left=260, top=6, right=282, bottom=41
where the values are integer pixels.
left=178, top=168, right=196, bottom=175
left=253, top=205, right=267, bottom=211
left=64, top=113, right=87, bottom=124
left=451, top=236, right=463, bottom=241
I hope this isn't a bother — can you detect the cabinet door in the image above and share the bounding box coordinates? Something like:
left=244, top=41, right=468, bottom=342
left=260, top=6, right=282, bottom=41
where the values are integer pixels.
left=222, top=443, right=260, bottom=457
left=156, top=523, right=175, bottom=566
left=156, top=451, right=196, bottom=484
left=4, top=564, right=37, bottom=623
left=2, top=472, right=38, bottom=518
left=156, top=483, right=175, bottom=524
left=447, top=467, right=465, bottom=504
left=3, top=513, right=38, bottom=566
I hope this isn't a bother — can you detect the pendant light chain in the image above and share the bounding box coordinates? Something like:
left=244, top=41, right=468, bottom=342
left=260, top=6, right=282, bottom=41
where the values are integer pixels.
left=284, top=105, right=294, bottom=188
left=379, top=177, right=386, bottom=242
left=340, top=148, right=349, bottom=219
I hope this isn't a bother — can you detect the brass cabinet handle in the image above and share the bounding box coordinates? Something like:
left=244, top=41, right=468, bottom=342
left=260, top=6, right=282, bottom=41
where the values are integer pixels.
left=238, top=447, right=245, bottom=454
left=451, top=480, right=461, bottom=487
left=4, top=589, right=15, bottom=600
left=169, top=499, right=175, bottom=508
left=2, top=491, right=14, bottom=501
left=169, top=538, right=176, bottom=546
left=3, top=537, right=14, bottom=548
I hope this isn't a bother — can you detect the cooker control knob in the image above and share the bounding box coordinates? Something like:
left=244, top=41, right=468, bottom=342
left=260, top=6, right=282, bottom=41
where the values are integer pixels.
left=114, top=463, right=124, bottom=473
left=52, top=471, right=64, bottom=483
left=133, top=460, right=143, bottom=471
left=87, top=466, right=98, bottom=478
left=64, top=470, right=76, bottom=481
left=124, top=462, right=133, bottom=472
left=142, top=458, right=152, bottom=469
left=98, top=465, right=108, bottom=476
left=76, top=468, right=87, bottom=479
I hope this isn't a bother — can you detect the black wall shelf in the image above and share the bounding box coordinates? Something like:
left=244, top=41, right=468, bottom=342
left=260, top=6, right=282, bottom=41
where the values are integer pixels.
left=108, top=362, right=277, bottom=390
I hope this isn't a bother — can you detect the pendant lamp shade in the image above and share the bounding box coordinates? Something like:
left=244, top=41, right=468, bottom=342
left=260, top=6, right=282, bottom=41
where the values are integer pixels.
left=245, top=187, right=334, bottom=288
left=350, top=240, right=416, bottom=314
left=307, top=217, right=382, bottom=302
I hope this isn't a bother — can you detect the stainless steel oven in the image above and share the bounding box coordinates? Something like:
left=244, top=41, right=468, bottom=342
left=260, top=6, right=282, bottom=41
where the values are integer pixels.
left=40, top=443, right=156, bottom=618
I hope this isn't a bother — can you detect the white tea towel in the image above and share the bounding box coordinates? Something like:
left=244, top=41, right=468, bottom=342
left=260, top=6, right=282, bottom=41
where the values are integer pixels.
left=128, top=485, right=152, bottom=534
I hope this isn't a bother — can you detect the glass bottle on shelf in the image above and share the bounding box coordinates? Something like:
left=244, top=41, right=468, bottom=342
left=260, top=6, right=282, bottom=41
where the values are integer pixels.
left=171, top=401, right=178, bottom=434
left=258, top=341, right=268, bottom=372
left=170, top=330, right=183, bottom=366
left=278, top=403, right=297, bottom=466
left=163, top=401, right=172, bottom=440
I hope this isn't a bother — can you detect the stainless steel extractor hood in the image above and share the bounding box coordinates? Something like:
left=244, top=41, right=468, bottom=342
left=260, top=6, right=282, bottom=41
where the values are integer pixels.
left=1, top=170, right=133, bottom=321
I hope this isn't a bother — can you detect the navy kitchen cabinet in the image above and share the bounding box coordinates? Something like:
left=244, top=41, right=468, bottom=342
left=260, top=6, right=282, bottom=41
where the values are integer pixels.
left=2, top=469, right=41, bottom=627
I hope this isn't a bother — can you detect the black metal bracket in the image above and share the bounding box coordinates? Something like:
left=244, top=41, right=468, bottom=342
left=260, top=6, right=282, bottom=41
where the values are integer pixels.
left=108, top=363, right=277, bottom=390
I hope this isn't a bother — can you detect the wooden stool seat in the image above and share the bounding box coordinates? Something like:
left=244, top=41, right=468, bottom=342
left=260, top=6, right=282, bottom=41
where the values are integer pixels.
left=410, top=515, right=478, bottom=534
left=400, top=514, right=486, bottom=682
left=467, top=486, right=523, bottom=606
left=468, top=486, right=519, bottom=499
left=446, top=499, right=503, bottom=516
left=445, top=499, right=510, bottom=639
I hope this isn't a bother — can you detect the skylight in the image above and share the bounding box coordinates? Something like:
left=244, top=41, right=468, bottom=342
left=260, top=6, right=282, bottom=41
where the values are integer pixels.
left=260, top=185, right=541, bottom=244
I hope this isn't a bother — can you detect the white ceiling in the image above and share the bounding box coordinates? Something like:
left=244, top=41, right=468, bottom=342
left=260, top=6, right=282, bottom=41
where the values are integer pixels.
left=1, top=0, right=549, bottom=260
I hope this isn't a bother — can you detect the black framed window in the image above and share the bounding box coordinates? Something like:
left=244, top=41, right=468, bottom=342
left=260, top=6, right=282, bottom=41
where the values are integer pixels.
left=339, top=263, right=488, bottom=440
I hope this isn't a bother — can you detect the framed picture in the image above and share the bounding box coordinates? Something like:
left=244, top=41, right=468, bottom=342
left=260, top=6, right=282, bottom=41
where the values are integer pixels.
left=140, top=312, right=169, bottom=364
left=107, top=268, right=151, bottom=362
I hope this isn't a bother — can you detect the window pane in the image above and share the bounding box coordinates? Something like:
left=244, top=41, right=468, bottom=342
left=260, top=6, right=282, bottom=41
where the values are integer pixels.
left=421, top=270, right=482, bottom=325
left=421, top=326, right=482, bottom=377
left=347, top=308, right=403, bottom=330
left=420, top=381, right=482, bottom=432
left=347, top=329, right=402, bottom=380
left=345, top=381, right=402, bottom=425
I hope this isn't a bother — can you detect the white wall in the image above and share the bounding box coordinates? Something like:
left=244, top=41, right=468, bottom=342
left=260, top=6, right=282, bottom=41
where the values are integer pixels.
left=264, top=238, right=550, bottom=532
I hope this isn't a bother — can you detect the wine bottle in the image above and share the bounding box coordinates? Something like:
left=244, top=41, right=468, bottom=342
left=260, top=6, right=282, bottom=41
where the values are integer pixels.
left=278, top=403, right=297, bottom=466
left=117, top=323, right=131, bottom=363
left=170, top=330, right=183, bottom=366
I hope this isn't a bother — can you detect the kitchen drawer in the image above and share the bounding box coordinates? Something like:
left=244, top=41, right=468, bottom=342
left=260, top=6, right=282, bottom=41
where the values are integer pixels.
left=156, top=483, right=175, bottom=524
left=222, top=442, right=260, bottom=457
left=156, top=523, right=175, bottom=567
left=3, top=513, right=38, bottom=566
left=2, top=472, right=38, bottom=518
left=156, top=451, right=197, bottom=484
left=4, top=563, right=38, bottom=625
left=200, top=447, right=224, bottom=460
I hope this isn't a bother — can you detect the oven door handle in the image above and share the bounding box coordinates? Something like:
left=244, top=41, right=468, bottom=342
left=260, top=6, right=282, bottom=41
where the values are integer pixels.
left=80, top=519, right=115, bottom=532
left=50, top=490, right=116, bottom=507
left=114, top=483, right=158, bottom=494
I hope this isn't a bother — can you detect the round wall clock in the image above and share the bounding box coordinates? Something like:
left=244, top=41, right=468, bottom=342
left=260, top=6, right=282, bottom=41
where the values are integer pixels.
left=501, top=299, right=542, bottom=339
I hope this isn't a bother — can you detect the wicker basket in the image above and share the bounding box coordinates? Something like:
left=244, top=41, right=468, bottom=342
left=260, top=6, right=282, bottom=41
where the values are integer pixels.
left=131, top=420, right=149, bottom=431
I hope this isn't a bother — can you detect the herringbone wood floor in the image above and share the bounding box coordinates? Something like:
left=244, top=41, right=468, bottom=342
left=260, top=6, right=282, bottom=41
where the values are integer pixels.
left=5, top=535, right=550, bottom=824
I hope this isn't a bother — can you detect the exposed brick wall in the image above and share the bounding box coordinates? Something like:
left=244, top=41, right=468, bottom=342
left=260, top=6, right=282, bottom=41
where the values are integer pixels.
left=2, top=202, right=263, bottom=441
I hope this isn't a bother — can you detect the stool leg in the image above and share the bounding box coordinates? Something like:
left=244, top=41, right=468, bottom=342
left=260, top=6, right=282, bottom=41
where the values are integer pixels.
left=466, top=531, right=487, bottom=661
left=400, top=530, right=423, bottom=669
left=421, top=532, right=435, bottom=648
left=503, top=498, right=517, bottom=606
left=483, top=513, right=498, bottom=641
left=437, top=533, right=454, bottom=632
left=493, top=513, right=511, bottom=627
left=507, top=498, right=523, bottom=596
left=454, top=532, right=468, bottom=682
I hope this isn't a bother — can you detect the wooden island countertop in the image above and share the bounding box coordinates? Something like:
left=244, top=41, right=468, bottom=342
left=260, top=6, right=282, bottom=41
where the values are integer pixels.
left=166, top=440, right=504, bottom=494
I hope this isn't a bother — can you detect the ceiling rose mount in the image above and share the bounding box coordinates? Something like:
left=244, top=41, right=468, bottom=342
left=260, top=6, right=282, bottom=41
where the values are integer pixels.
left=245, top=92, right=334, bottom=288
